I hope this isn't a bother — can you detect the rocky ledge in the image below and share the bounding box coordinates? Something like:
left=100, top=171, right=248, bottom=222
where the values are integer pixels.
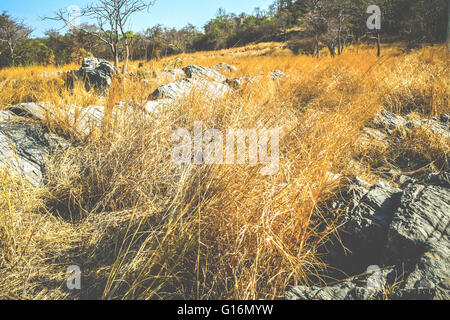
left=286, top=171, right=450, bottom=300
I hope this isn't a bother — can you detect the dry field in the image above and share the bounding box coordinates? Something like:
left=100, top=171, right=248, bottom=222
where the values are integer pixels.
left=0, top=42, right=448, bottom=299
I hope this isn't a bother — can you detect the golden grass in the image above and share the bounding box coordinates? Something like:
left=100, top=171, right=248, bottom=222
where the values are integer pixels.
left=0, top=43, right=448, bottom=300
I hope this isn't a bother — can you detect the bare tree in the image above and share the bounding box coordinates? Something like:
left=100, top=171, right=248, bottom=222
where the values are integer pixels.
left=302, top=0, right=327, bottom=58
left=327, top=0, right=358, bottom=56
left=302, top=0, right=361, bottom=58
left=44, top=0, right=154, bottom=73
left=334, top=0, right=354, bottom=55
left=322, top=16, right=339, bottom=57
left=0, top=12, right=32, bottom=66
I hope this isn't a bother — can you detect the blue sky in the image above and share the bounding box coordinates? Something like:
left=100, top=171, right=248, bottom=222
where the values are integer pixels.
left=1, top=0, right=275, bottom=37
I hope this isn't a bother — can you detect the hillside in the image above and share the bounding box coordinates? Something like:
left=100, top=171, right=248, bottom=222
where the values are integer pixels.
left=0, top=42, right=448, bottom=300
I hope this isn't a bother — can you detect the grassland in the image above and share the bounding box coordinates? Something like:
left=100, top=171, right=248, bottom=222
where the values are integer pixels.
left=0, top=42, right=448, bottom=299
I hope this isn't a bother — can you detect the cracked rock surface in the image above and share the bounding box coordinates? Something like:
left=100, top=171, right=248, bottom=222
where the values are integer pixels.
left=287, top=172, right=450, bottom=300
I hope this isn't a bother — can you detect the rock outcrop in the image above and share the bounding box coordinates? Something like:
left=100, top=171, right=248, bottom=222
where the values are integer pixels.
left=160, top=69, right=186, bottom=82
left=286, top=172, right=450, bottom=300
left=144, top=99, right=174, bottom=113
left=371, top=110, right=449, bottom=139
left=0, top=116, right=67, bottom=187
left=214, top=62, right=237, bottom=73
left=182, top=65, right=228, bottom=83
left=287, top=268, right=397, bottom=300
left=150, top=78, right=231, bottom=101
left=67, top=57, right=115, bottom=94
left=8, top=103, right=106, bottom=137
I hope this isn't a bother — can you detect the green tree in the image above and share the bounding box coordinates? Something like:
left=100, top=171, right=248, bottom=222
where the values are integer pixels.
left=0, top=12, right=32, bottom=66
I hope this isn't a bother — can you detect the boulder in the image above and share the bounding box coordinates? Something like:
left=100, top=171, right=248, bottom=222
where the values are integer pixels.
left=67, top=57, right=115, bottom=94
left=0, top=110, right=18, bottom=122
left=407, top=118, right=450, bottom=139
left=287, top=172, right=450, bottom=300
left=144, top=99, right=174, bottom=113
left=0, top=121, right=67, bottom=187
left=370, top=110, right=449, bottom=139
left=182, top=65, right=227, bottom=83
left=8, top=103, right=106, bottom=137
left=68, top=105, right=106, bottom=136
left=385, top=175, right=450, bottom=299
left=371, top=110, right=407, bottom=135
left=150, top=78, right=231, bottom=101
left=327, top=180, right=402, bottom=274
left=160, top=69, right=186, bottom=82
left=287, top=269, right=397, bottom=300
left=225, top=75, right=263, bottom=90
left=387, top=178, right=449, bottom=262
left=9, top=102, right=50, bottom=121
left=214, top=62, right=237, bottom=73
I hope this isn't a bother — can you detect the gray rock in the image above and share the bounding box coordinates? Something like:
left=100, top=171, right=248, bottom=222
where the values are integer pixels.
left=67, top=57, right=115, bottom=94
left=214, top=62, right=237, bottom=73
left=289, top=172, right=450, bottom=300
left=8, top=103, right=106, bottom=137
left=0, top=110, right=18, bottom=122
left=423, top=171, right=450, bottom=188
left=0, top=121, right=67, bottom=187
left=225, top=75, right=263, bottom=90
left=371, top=110, right=407, bottom=134
left=386, top=181, right=449, bottom=262
left=225, top=77, right=245, bottom=90
left=329, top=179, right=402, bottom=274
left=395, top=242, right=450, bottom=300
left=68, top=105, right=106, bottom=136
left=440, top=114, right=449, bottom=124
left=9, top=103, right=49, bottom=121
left=407, top=118, right=449, bottom=139
left=150, top=80, right=192, bottom=100
left=150, top=78, right=231, bottom=101
left=270, top=70, right=287, bottom=80
left=287, top=269, right=397, bottom=300
left=160, top=69, right=186, bottom=82
left=182, top=65, right=227, bottom=83
left=398, top=175, right=417, bottom=187
left=360, top=127, right=390, bottom=148
left=370, top=110, right=449, bottom=139
left=385, top=176, right=450, bottom=300
left=144, top=99, right=173, bottom=113
left=287, top=282, right=374, bottom=300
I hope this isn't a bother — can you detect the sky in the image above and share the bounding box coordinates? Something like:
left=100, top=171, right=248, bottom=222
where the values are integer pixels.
left=1, top=0, right=276, bottom=38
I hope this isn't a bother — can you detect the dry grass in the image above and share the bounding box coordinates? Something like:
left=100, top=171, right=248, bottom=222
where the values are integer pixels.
left=0, top=43, right=448, bottom=300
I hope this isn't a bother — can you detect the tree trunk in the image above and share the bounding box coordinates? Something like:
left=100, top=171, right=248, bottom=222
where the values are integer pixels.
left=447, top=1, right=450, bottom=52
left=328, top=43, right=336, bottom=57
left=9, top=46, right=15, bottom=67
left=338, top=15, right=342, bottom=55
left=338, top=35, right=342, bottom=55
left=376, top=30, right=381, bottom=57
left=124, top=42, right=130, bottom=74
left=114, top=44, right=119, bottom=68
left=315, top=34, right=320, bottom=58
left=109, top=43, right=118, bottom=68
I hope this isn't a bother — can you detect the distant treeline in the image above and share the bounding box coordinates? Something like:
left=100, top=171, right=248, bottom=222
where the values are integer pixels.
left=0, top=0, right=448, bottom=67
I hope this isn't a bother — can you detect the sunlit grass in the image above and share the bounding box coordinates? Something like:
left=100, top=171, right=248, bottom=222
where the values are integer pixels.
left=0, top=42, right=448, bottom=300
